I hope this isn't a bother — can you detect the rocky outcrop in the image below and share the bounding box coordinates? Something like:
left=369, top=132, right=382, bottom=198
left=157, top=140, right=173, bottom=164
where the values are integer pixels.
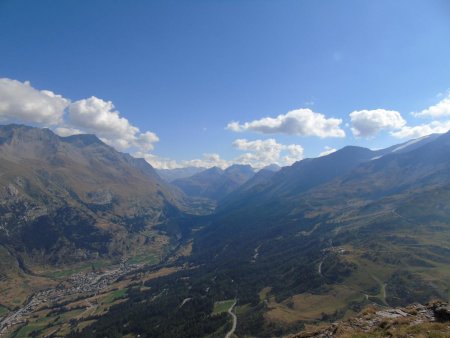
left=289, top=301, right=450, bottom=338
left=431, top=302, right=450, bottom=322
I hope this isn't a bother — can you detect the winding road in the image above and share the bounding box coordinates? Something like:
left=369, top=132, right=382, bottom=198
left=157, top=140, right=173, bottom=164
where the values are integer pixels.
left=318, top=259, right=324, bottom=276
left=370, top=275, right=389, bottom=306
left=225, top=300, right=237, bottom=338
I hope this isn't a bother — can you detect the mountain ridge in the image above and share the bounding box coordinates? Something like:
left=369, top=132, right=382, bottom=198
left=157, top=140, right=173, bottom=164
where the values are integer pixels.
left=172, top=163, right=255, bottom=201
left=0, top=124, right=192, bottom=270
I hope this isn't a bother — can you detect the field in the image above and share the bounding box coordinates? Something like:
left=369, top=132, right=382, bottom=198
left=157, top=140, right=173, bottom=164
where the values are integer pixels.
left=264, top=285, right=361, bottom=323
left=212, top=299, right=235, bottom=315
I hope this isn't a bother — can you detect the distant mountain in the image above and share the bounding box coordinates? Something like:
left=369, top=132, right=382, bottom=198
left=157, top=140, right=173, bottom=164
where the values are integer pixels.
left=217, top=146, right=381, bottom=213
left=0, top=124, right=188, bottom=269
left=261, top=163, right=281, bottom=172
left=217, top=136, right=441, bottom=214
left=156, top=166, right=206, bottom=182
left=219, top=167, right=278, bottom=208
left=307, top=131, right=450, bottom=206
left=378, top=133, right=440, bottom=156
left=206, top=132, right=450, bottom=252
left=172, top=164, right=255, bottom=200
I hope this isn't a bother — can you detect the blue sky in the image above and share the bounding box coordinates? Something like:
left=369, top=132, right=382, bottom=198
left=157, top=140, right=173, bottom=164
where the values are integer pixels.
left=1, top=0, right=450, bottom=168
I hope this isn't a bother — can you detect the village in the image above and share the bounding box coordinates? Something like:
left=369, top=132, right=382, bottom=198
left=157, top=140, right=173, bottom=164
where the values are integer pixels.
left=0, top=260, right=143, bottom=336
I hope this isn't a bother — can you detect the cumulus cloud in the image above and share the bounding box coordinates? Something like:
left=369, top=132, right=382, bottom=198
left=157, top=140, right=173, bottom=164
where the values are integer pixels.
left=67, top=96, right=159, bottom=152
left=137, top=139, right=304, bottom=170
left=227, top=108, right=345, bottom=138
left=0, top=78, right=160, bottom=155
left=136, top=131, right=160, bottom=152
left=0, top=78, right=69, bottom=125
left=136, top=152, right=230, bottom=170
left=319, top=146, right=337, bottom=157
left=0, top=77, right=306, bottom=170
left=350, top=109, right=406, bottom=137
left=391, top=120, right=450, bottom=139
left=389, top=93, right=450, bottom=138
left=54, top=127, right=83, bottom=137
left=183, top=153, right=230, bottom=169
left=134, top=153, right=181, bottom=170
left=233, top=138, right=304, bottom=168
left=412, top=95, right=450, bottom=118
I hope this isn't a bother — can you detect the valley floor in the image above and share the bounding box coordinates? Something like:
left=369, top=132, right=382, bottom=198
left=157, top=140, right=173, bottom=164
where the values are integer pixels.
left=0, top=259, right=182, bottom=337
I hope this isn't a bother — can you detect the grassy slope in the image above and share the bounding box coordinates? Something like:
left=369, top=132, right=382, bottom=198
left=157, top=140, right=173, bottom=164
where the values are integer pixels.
left=213, top=300, right=235, bottom=315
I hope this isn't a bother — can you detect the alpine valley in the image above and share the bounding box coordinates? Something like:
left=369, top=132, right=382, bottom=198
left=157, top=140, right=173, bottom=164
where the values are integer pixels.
left=0, top=124, right=449, bottom=337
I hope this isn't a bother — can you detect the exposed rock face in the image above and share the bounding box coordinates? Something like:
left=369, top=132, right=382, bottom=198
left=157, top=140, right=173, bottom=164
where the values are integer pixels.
left=432, top=302, right=450, bottom=322
left=289, top=302, right=450, bottom=338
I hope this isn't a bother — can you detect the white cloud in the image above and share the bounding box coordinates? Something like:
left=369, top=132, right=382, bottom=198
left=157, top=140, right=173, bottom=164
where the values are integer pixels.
left=233, top=138, right=304, bottom=168
left=393, top=93, right=450, bottom=138
left=0, top=77, right=306, bottom=170
left=135, top=153, right=181, bottom=170
left=67, top=96, right=159, bottom=152
left=0, top=78, right=69, bottom=125
left=0, top=78, right=159, bottom=154
left=136, top=131, right=160, bottom=152
left=350, top=109, right=406, bottom=137
left=137, top=139, right=304, bottom=170
left=182, top=153, right=230, bottom=169
left=227, top=108, right=345, bottom=138
left=319, top=146, right=337, bottom=157
left=54, top=127, right=83, bottom=137
left=412, top=95, right=450, bottom=118
left=68, top=96, right=137, bottom=150
left=391, top=120, right=450, bottom=139
left=136, top=152, right=230, bottom=170
left=283, top=144, right=304, bottom=165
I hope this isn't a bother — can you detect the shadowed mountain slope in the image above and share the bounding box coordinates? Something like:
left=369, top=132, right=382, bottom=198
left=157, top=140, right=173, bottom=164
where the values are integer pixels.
left=0, top=124, right=188, bottom=267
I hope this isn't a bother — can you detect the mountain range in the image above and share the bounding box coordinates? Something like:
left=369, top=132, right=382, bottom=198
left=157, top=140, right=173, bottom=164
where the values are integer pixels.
left=1, top=124, right=449, bottom=337
left=172, top=164, right=255, bottom=201
left=156, top=167, right=206, bottom=182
